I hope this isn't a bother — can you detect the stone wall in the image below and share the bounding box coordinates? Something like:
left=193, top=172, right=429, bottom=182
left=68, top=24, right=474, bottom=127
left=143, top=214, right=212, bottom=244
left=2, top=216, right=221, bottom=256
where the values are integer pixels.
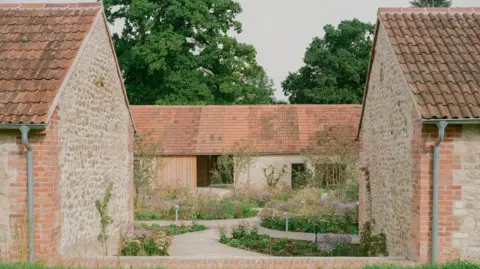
left=57, top=15, right=133, bottom=257
left=0, top=133, right=17, bottom=259
left=452, top=125, right=480, bottom=260
left=359, top=24, right=418, bottom=257
left=235, top=155, right=310, bottom=190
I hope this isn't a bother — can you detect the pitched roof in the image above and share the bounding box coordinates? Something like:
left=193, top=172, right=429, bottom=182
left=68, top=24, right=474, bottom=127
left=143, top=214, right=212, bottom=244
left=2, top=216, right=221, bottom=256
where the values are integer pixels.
left=131, top=105, right=361, bottom=155
left=380, top=7, right=480, bottom=120
left=0, top=2, right=101, bottom=124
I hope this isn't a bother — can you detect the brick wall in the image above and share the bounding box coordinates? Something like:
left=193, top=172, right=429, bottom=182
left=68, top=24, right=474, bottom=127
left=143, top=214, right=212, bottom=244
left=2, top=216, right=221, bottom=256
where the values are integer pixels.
left=63, top=256, right=415, bottom=269
left=359, top=23, right=417, bottom=257
left=410, top=124, right=463, bottom=263
left=3, top=109, right=62, bottom=263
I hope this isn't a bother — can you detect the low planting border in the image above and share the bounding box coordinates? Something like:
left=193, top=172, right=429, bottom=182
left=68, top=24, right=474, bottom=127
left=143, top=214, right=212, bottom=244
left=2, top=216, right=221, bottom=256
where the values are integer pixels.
left=63, top=256, right=414, bottom=269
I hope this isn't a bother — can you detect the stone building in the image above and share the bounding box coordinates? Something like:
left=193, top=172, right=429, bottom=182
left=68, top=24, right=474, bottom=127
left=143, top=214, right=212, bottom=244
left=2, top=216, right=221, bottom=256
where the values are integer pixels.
left=131, top=105, right=360, bottom=190
left=0, top=3, right=135, bottom=262
left=358, top=7, right=480, bottom=264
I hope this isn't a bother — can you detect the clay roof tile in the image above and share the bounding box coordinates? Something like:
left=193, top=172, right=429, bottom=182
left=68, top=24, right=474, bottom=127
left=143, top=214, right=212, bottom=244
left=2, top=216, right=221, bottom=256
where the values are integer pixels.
left=379, top=7, right=480, bottom=119
left=0, top=2, right=100, bottom=124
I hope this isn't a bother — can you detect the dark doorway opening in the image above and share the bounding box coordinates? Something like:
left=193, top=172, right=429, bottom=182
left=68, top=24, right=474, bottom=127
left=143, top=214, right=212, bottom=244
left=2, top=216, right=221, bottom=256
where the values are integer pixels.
left=291, top=163, right=306, bottom=189
left=196, top=155, right=226, bottom=187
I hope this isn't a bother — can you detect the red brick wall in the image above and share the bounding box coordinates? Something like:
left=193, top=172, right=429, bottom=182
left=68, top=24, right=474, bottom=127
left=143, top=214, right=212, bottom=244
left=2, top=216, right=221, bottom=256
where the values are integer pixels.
left=63, top=257, right=415, bottom=269
left=410, top=122, right=462, bottom=263
left=8, top=108, right=62, bottom=263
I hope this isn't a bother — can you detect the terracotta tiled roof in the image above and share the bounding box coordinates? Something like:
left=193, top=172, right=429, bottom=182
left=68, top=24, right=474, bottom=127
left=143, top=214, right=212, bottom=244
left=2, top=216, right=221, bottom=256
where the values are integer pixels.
left=0, top=3, right=101, bottom=124
left=379, top=7, right=480, bottom=119
left=131, top=105, right=361, bottom=155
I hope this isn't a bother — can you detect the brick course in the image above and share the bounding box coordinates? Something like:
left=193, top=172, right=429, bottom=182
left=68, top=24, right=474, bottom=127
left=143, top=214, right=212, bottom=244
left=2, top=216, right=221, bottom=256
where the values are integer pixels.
left=6, top=108, right=62, bottom=263
left=63, top=256, right=415, bottom=269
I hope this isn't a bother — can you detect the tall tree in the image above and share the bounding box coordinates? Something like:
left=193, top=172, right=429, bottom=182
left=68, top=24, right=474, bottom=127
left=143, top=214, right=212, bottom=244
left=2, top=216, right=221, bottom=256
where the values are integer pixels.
left=103, top=0, right=274, bottom=105
left=282, top=19, right=374, bottom=104
left=410, top=0, right=452, bottom=7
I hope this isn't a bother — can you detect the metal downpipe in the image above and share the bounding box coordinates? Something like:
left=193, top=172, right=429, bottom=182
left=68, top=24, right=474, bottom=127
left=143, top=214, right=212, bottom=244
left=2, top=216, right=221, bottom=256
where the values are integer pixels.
left=432, top=121, right=447, bottom=264
left=19, top=126, right=34, bottom=264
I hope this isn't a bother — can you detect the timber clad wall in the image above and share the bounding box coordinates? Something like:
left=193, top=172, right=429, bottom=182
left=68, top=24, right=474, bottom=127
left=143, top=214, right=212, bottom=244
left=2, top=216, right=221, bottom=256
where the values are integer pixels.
left=155, top=156, right=196, bottom=189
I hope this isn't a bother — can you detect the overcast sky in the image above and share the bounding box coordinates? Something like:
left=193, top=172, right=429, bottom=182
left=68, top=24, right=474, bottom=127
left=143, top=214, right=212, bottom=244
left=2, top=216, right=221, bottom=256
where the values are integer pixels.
left=233, top=0, right=478, bottom=100
left=7, top=0, right=479, bottom=100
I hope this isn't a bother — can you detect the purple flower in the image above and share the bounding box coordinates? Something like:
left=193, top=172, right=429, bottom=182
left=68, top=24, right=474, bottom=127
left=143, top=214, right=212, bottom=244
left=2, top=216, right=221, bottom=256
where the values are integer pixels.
left=332, top=201, right=357, bottom=214
left=317, top=196, right=330, bottom=206
left=322, top=234, right=351, bottom=245
left=133, top=228, right=154, bottom=238
left=317, top=243, right=334, bottom=253
left=319, top=198, right=357, bottom=214
left=278, top=201, right=299, bottom=212
left=260, top=191, right=272, bottom=202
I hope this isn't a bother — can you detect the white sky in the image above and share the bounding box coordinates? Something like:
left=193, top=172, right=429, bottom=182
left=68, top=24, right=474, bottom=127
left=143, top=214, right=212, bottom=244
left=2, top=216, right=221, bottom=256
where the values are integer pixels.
left=5, top=0, right=479, bottom=100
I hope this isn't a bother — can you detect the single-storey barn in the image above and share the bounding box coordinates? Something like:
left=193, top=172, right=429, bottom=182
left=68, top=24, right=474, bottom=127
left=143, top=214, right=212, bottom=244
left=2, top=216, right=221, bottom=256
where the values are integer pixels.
left=359, top=7, right=480, bottom=264
left=131, top=105, right=360, bottom=190
left=0, top=2, right=135, bottom=262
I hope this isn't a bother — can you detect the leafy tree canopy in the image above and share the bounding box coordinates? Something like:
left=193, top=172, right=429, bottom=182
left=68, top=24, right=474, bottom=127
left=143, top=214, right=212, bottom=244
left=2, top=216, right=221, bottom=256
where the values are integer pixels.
left=410, top=0, right=452, bottom=7
left=282, top=19, right=374, bottom=104
left=103, top=0, right=274, bottom=105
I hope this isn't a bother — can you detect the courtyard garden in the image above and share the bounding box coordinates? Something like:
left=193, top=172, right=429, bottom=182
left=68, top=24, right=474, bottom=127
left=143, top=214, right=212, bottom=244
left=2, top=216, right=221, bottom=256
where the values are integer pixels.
left=134, top=188, right=259, bottom=221
left=1, top=262, right=479, bottom=269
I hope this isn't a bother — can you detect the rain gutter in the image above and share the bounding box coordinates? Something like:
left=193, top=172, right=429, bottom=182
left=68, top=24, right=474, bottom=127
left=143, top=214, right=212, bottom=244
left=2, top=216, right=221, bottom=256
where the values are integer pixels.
left=0, top=123, right=47, bottom=264
left=430, top=121, right=447, bottom=264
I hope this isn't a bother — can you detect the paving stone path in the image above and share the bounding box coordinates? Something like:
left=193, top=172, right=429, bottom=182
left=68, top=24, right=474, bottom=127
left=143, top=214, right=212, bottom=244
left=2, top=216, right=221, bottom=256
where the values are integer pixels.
left=138, top=216, right=360, bottom=257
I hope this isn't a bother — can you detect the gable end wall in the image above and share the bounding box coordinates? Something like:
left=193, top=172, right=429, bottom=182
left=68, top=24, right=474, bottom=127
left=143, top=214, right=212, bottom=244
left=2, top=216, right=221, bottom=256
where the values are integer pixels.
left=359, top=23, right=418, bottom=258
left=57, top=14, right=133, bottom=257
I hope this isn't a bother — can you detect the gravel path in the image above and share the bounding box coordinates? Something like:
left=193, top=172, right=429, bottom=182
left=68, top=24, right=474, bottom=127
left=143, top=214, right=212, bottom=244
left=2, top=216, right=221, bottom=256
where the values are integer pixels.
left=138, top=216, right=360, bottom=256
left=168, top=228, right=267, bottom=257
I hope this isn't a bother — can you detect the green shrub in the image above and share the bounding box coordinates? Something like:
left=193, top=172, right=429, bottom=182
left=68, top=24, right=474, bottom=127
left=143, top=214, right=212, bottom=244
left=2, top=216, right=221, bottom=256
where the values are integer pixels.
left=260, top=207, right=357, bottom=234
left=135, top=223, right=208, bottom=236
left=121, top=228, right=171, bottom=256
left=135, top=197, right=258, bottom=221
left=359, top=220, right=388, bottom=257
left=221, top=223, right=359, bottom=257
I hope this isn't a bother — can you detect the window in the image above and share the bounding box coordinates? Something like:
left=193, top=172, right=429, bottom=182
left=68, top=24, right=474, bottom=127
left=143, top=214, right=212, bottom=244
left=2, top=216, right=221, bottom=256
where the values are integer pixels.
left=314, top=163, right=347, bottom=188
left=291, top=163, right=306, bottom=189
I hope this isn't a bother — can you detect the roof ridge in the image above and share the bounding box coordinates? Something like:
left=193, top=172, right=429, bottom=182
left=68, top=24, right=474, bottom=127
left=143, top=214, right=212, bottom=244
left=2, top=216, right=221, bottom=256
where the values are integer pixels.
left=0, top=2, right=101, bottom=9
left=378, top=7, right=480, bottom=13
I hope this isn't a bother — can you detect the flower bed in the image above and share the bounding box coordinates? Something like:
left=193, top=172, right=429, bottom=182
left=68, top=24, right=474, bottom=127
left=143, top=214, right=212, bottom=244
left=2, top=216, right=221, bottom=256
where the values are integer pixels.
left=259, top=190, right=358, bottom=234
left=121, top=223, right=207, bottom=256
left=135, top=198, right=258, bottom=220
left=135, top=187, right=260, bottom=221
left=121, top=226, right=171, bottom=256
left=136, top=222, right=208, bottom=235
left=219, top=223, right=361, bottom=257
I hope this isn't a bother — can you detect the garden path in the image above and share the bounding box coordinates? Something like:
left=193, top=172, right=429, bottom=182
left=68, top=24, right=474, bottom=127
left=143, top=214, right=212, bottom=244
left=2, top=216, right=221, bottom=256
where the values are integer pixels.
left=168, top=228, right=267, bottom=257
left=139, top=216, right=360, bottom=257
